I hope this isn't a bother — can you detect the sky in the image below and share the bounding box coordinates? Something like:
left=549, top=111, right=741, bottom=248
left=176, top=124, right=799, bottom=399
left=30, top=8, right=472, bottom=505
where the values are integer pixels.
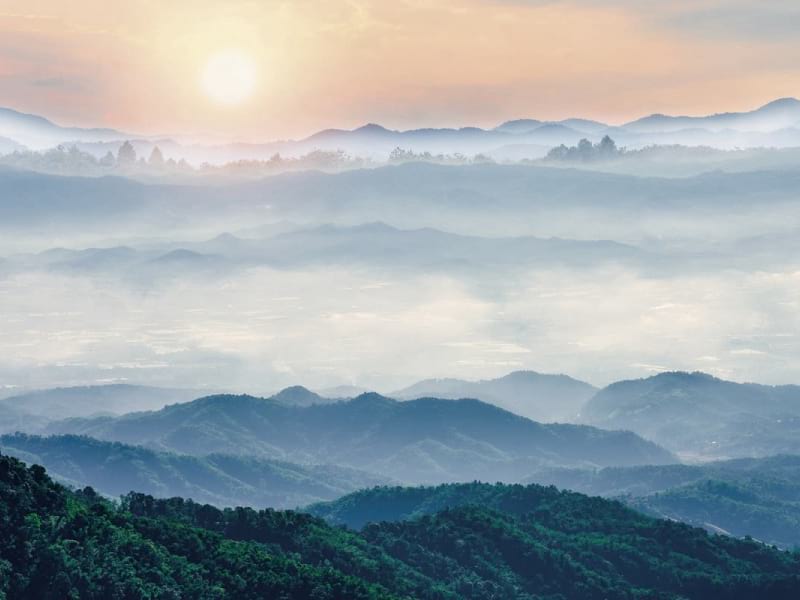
left=1, top=0, right=799, bottom=140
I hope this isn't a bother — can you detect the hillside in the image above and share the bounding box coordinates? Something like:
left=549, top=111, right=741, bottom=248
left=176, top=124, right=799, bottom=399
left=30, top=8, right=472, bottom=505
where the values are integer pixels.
left=46, top=393, right=675, bottom=483
left=0, top=433, right=389, bottom=508
left=270, top=385, right=339, bottom=407
left=0, top=106, right=133, bottom=149
left=580, top=371, right=800, bottom=459
left=623, top=97, right=800, bottom=133
left=0, top=403, right=49, bottom=435
left=5, top=163, right=800, bottom=240
left=2, top=454, right=799, bottom=599
left=0, top=384, right=202, bottom=420
left=13, top=223, right=651, bottom=282
left=526, top=455, right=800, bottom=548
left=393, top=370, right=597, bottom=422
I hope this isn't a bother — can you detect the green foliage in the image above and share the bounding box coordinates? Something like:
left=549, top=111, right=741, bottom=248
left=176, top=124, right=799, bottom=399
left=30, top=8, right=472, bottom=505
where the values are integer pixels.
left=2, top=455, right=799, bottom=599
left=528, top=454, right=800, bottom=548
left=0, top=453, right=397, bottom=599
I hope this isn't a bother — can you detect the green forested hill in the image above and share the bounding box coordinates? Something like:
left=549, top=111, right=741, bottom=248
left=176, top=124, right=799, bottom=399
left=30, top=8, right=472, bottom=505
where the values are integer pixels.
left=526, top=455, right=800, bottom=548
left=5, top=454, right=796, bottom=599
left=0, top=453, right=398, bottom=599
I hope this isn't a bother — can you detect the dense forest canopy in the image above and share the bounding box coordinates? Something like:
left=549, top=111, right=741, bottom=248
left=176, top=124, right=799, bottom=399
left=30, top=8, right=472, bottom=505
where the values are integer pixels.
left=2, top=453, right=800, bottom=599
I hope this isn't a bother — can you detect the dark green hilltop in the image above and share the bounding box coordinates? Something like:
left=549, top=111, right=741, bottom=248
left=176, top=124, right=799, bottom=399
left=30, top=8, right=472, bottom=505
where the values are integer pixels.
left=2, top=453, right=800, bottom=599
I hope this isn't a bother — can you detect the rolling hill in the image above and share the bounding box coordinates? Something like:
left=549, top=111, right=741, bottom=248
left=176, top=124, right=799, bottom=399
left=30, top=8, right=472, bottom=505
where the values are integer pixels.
left=9, top=223, right=654, bottom=285
left=623, top=97, right=800, bottom=133
left=526, top=454, right=800, bottom=548
left=3, top=453, right=799, bottom=599
left=393, top=370, right=597, bottom=422
left=5, top=162, right=800, bottom=244
left=0, top=106, right=134, bottom=149
left=46, top=392, right=676, bottom=483
left=0, top=433, right=389, bottom=508
left=4, top=98, right=799, bottom=163
left=0, top=384, right=203, bottom=421
left=580, top=371, right=800, bottom=460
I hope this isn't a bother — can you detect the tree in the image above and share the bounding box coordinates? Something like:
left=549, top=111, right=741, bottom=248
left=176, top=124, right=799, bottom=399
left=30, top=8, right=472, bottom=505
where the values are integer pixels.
left=148, top=146, right=165, bottom=167
left=117, top=140, right=137, bottom=165
left=545, top=137, right=623, bottom=163
left=99, top=150, right=116, bottom=167
left=577, top=138, right=593, bottom=161
left=598, top=135, right=617, bottom=158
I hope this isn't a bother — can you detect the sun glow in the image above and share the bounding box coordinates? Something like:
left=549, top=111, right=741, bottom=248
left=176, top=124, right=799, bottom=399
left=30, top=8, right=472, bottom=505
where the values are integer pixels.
left=201, top=49, right=258, bottom=106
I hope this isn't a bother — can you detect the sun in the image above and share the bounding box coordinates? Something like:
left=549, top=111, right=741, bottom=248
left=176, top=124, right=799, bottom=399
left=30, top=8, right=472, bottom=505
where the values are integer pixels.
left=201, top=49, right=257, bottom=106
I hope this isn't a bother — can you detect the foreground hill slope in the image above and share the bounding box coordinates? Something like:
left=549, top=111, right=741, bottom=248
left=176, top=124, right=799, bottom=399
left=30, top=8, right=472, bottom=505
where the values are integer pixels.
left=0, top=433, right=389, bottom=508
left=580, top=371, right=800, bottom=459
left=393, top=370, right=597, bottom=422
left=47, top=393, right=675, bottom=483
left=2, top=454, right=799, bottom=599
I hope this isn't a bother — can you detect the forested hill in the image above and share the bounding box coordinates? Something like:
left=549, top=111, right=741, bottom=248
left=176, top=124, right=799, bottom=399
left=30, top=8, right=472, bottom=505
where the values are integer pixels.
left=524, top=455, right=800, bottom=549
left=4, top=453, right=799, bottom=599
left=46, top=393, right=675, bottom=483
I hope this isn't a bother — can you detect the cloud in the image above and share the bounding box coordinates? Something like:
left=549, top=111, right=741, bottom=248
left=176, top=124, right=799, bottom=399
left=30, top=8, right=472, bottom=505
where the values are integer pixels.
left=664, top=1, right=800, bottom=41
left=30, top=77, right=86, bottom=91
left=480, top=0, right=800, bottom=41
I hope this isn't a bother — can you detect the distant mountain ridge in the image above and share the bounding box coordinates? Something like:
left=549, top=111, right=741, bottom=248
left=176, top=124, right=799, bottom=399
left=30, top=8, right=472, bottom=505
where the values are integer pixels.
left=0, top=107, right=135, bottom=150
left=6, top=222, right=651, bottom=283
left=580, top=371, right=800, bottom=459
left=2, top=98, right=799, bottom=161
left=46, top=392, right=676, bottom=483
left=0, top=433, right=389, bottom=508
left=5, top=161, right=800, bottom=239
left=0, top=384, right=204, bottom=421
left=623, top=97, right=800, bottom=133
left=270, top=385, right=341, bottom=407
left=392, top=370, right=597, bottom=422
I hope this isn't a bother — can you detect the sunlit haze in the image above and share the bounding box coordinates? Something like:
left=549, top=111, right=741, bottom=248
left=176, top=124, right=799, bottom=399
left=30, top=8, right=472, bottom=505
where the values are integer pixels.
left=4, top=3, right=800, bottom=592
left=201, top=49, right=258, bottom=107
left=1, top=0, right=799, bottom=139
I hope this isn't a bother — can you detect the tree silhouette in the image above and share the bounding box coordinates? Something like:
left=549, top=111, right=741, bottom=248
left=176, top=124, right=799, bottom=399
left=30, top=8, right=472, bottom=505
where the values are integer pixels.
left=117, top=140, right=137, bottom=165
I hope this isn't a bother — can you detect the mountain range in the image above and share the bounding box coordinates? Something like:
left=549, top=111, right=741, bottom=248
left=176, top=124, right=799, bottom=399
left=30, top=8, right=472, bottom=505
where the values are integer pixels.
left=622, top=98, right=800, bottom=134
left=0, top=107, right=133, bottom=150
left=0, top=384, right=203, bottom=421
left=392, top=370, right=597, bottom=422
left=5, top=162, right=800, bottom=246
left=0, top=433, right=389, bottom=508
left=2, top=223, right=653, bottom=286
left=8, top=371, right=800, bottom=466
left=581, top=371, right=800, bottom=460
left=45, top=392, right=675, bottom=483
left=2, top=98, right=800, bottom=161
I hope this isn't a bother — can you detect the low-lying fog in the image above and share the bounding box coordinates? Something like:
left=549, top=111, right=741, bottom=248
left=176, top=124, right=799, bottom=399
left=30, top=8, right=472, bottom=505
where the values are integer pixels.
left=0, top=213, right=800, bottom=393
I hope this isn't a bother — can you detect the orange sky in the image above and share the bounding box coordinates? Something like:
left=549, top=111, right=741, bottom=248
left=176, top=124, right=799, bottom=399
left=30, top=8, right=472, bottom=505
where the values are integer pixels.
left=0, top=0, right=798, bottom=140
